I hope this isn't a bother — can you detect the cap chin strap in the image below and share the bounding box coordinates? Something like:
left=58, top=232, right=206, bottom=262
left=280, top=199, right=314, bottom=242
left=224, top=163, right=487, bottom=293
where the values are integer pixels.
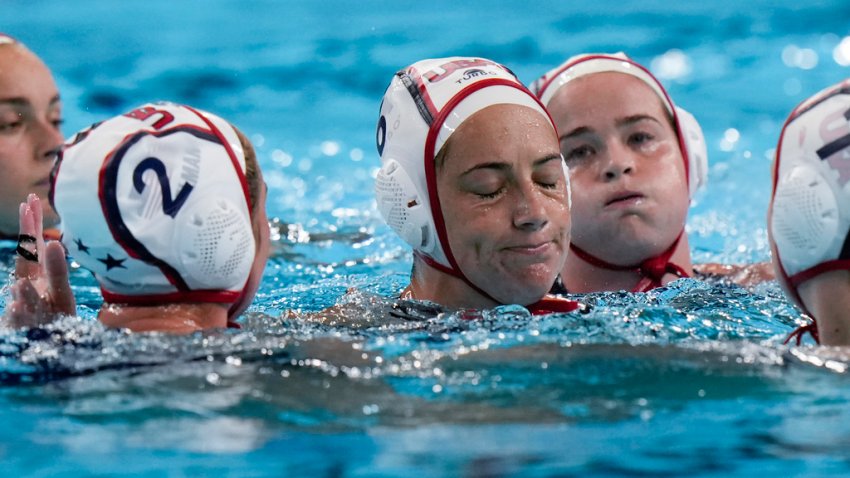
left=570, top=231, right=690, bottom=292
left=414, top=251, right=501, bottom=305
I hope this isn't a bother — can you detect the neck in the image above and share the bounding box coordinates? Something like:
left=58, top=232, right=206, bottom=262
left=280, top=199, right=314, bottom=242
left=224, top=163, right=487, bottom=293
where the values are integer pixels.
left=562, top=233, right=693, bottom=293
left=798, top=269, right=850, bottom=346
left=98, top=302, right=229, bottom=333
left=407, top=257, right=500, bottom=309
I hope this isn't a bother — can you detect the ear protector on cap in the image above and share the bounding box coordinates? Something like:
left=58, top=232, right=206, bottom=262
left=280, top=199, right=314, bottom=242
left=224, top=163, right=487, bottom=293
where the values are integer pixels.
left=769, top=79, right=850, bottom=311
left=531, top=52, right=708, bottom=198
left=375, top=158, right=438, bottom=255
left=375, top=57, right=562, bottom=271
left=51, top=102, right=255, bottom=305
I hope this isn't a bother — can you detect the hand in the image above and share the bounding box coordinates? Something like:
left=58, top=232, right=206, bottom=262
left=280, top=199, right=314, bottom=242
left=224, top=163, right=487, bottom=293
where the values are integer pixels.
left=5, top=194, right=76, bottom=328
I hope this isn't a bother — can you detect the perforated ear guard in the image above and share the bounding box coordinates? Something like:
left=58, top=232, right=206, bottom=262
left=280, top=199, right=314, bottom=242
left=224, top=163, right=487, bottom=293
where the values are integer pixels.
left=52, top=102, right=255, bottom=304
left=772, top=164, right=840, bottom=274
left=532, top=52, right=708, bottom=199
left=375, top=158, right=438, bottom=255
left=769, top=81, right=850, bottom=300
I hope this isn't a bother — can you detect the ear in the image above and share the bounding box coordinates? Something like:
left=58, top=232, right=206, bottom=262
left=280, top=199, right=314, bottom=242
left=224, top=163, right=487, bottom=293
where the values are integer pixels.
left=675, top=106, right=708, bottom=198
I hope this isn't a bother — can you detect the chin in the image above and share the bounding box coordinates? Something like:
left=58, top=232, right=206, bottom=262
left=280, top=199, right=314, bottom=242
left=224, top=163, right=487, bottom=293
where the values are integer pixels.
left=492, top=284, right=549, bottom=306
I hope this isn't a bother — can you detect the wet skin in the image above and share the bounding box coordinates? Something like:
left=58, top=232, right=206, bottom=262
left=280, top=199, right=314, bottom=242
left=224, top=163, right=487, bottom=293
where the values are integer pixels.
left=0, top=44, right=63, bottom=236
left=431, top=103, right=571, bottom=307
left=548, top=72, right=689, bottom=267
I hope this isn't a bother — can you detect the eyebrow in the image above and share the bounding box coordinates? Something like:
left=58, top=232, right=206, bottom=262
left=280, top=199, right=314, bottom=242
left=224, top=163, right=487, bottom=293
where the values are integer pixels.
left=460, top=153, right=562, bottom=176
left=615, top=114, right=660, bottom=128
left=0, top=94, right=61, bottom=108
left=0, top=97, right=29, bottom=107
left=559, top=114, right=661, bottom=142
left=559, top=126, right=591, bottom=142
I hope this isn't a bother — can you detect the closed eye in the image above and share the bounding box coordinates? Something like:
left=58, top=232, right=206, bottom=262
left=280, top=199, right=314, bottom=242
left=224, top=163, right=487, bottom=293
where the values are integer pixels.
left=475, top=187, right=505, bottom=199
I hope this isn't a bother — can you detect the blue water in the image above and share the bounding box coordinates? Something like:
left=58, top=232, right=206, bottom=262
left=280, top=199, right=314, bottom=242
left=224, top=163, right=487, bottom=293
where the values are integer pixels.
left=3, top=1, right=850, bottom=476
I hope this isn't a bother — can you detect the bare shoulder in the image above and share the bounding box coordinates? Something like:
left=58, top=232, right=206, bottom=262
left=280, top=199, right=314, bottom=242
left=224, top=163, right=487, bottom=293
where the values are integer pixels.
left=286, top=288, right=446, bottom=329
left=693, top=261, right=775, bottom=287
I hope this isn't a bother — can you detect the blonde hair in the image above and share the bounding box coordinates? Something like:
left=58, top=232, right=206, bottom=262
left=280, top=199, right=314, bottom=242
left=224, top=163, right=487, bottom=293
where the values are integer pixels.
left=232, top=125, right=262, bottom=215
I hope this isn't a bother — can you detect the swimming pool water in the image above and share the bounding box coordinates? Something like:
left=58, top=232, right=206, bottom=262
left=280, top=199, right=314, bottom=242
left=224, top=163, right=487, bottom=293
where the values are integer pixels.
left=3, top=1, right=850, bottom=476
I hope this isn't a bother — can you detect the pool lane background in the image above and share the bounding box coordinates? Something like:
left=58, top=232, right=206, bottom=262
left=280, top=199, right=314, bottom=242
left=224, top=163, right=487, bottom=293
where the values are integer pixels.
left=8, top=0, right=850, bottom=270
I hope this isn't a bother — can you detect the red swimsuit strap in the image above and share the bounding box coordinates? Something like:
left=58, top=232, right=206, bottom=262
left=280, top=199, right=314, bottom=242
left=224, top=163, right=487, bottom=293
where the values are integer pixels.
left=570, top=232, right=690, bottom=292
left=526, top=296, right=580, bottom=315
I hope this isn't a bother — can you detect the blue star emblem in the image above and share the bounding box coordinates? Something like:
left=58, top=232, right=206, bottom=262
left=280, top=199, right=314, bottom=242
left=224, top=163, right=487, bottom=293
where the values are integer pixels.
left=74, top=238, right=90, bottom=254
left=98, top=253, right=127, bottom=271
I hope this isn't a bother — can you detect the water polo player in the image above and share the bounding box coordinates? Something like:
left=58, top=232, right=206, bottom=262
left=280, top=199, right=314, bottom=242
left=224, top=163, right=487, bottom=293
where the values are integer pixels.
left=375, top=57, right=577, bottom=313
left=769, top=79, right=850, bottom=346
left=0, top=34, right=63, bottom=240
left=532, top=52, right=710, bottom=293
left=6, top=102, right=270, bottom=332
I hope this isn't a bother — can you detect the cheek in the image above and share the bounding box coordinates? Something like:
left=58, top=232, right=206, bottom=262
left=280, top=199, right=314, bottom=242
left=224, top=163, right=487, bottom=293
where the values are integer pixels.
left=565, top=175, right=595, bottom=221
left=0, top=131, right=32, bottom=154
left=445, top=215, right=486, bottom=257
left=545, top=195, right=571, bottom=228
left=655, top=158, right=690, bottom=203
left=0, top=156, right=29, bottom=187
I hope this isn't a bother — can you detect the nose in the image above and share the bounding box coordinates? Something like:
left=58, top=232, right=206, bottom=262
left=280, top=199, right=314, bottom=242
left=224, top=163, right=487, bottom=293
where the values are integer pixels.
left=602, top=140, right=636, bottom=181
left=512, top=183, right=549, bottom=231
left=33, top=117, right=63, bottom=162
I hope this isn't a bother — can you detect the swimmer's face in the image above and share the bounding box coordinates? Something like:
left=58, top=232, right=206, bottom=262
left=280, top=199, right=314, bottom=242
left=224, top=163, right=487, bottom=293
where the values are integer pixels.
left=437, top=104, right=570, bottom=306
left=0, top=45, right=62, bottom=235
left=548, top=72, right=689, bottom=265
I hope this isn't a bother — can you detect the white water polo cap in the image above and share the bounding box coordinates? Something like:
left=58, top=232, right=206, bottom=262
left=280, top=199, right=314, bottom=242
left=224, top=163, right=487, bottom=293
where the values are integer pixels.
left=51, top=102, right=256, bottom=305
left=769, top=79, right=850, bottom=308
left=375, top=57, right=558, bottom=272
left=531, top=52, right=708, bottom=198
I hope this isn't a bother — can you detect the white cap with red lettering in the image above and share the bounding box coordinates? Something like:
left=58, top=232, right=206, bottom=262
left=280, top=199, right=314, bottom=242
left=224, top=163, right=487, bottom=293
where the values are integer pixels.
left=375, top=57, right=558, bottom=272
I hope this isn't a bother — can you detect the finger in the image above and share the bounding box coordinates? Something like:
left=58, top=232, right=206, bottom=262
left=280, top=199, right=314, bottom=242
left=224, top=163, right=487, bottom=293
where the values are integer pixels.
left=6, top=280, right=40, bottom=329
left=44, top=242, right=76, bottom=316
left=27, top=194, right=46, bottom=256
left=15, top=202, right=41, bottom=280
